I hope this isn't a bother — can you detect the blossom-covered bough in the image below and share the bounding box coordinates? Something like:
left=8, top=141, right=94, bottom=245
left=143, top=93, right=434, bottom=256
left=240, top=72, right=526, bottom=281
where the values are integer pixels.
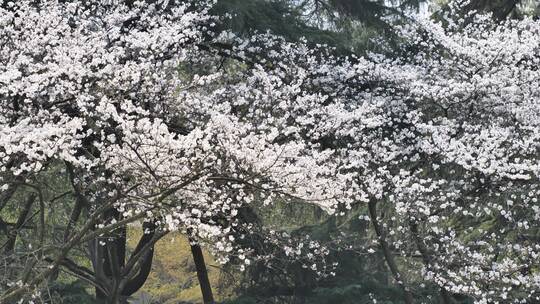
left=234, top=2, right=540, bottom=303
left=338, top=3, right=540, bottom=303
left=0, top=0, right=351, bottom=302
left=1, top=0, right=539, bottom=303
left=407, top=13, right=540, bottom=302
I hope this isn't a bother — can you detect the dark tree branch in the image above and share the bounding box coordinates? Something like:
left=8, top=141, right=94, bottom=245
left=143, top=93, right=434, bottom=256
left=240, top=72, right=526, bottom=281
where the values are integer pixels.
left=3, top=193, right=36, bottom=253
left=368, top=199, right=414, bottom=304
left=189, top=239, right=215, bottom=304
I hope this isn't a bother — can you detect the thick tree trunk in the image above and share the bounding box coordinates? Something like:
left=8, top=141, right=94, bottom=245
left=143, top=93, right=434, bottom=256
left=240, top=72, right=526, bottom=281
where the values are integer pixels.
left=409, top=221, right=454, bottom=304
left=93, top=209, right=126, bottom=302
left=368, top=200, right=414, bottom=304
left=92, top=220, right=158, bottom=302
left=106, top=282, right=120, bottom=304
left=89, top=238, right=108, bottom=301
left=106, top=284, right=130, bottom=304
left=189, top=240, right=215, bottom=304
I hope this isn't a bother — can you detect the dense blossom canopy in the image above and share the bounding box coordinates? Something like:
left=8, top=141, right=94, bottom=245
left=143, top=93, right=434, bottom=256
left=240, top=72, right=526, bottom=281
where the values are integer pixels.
left=0, top=0, right=349, bottom=248
left=0, top=2, right=352, bottom=300
left=0, top=0, right=539, bottom=303
left=349, top=5, right=540, bottom=303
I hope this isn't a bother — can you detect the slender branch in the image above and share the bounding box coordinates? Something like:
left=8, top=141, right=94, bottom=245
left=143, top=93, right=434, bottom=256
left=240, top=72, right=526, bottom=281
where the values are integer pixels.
left=64, top=163, right=87, bottom=242
left=4, top=193, right=36, bottom=253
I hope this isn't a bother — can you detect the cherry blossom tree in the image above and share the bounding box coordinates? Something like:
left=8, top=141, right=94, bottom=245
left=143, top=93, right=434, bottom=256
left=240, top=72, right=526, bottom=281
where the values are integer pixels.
left=229, top=1, right=540, bottom=303
left=390, top=6, right=540, bottom=302
left=308, top=2, right=540, bottom=302
left=0, top=0, right=351, bottom=302
left=1, top=0, right=539, bottom=303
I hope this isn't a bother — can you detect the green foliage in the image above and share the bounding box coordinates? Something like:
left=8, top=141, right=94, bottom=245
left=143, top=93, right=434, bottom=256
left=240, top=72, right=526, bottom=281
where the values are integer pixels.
left=212, top=0, right=343, bottom=46
left=311, top=284, right=402, bottom=304
left=212, top=0, right=425, bottom=54
left=47, top=281, right=94, bottom=304
left=222, top=297, right=259, bottom=304
left=226, top=202, right=425, bottom=303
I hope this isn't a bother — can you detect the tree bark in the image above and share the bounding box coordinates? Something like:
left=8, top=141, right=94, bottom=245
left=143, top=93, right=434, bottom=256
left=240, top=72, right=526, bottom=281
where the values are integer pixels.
left=107, top=281, right=120, bottom=304
left=121, top=222, right=157, bottom=297
left=409, top=221, right=454, bottom=304
left=93, top=209, right=125, bottom=301
left=4, top=194, right=35, bottom=253
left=89, top=238, right=109, bottom=301
left=189, top=240, right=215, bottom=304
left=368, top=200, right=414, bottom=304
left=91, top=220, right=159, bottom=302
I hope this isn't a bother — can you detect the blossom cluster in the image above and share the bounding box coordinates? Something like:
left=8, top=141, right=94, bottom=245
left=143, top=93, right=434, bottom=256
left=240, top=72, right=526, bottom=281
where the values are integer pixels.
left=1, top=0, right=539, bottom=302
